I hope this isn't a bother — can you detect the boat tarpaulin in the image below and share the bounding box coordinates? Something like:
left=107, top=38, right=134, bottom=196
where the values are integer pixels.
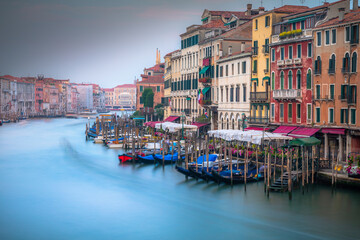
left=321, top=128, right=345, bottom=135
left=164, top=116, right=180, bottom=122
left=288, top=127, right=320, bottom=138
left=288, top=137, right=321, bottom=147
left=273, top=126, right=298, bottom=135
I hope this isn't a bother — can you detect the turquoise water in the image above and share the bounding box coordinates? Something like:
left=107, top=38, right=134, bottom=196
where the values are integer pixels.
left=0, top=118, right=359, bottom=240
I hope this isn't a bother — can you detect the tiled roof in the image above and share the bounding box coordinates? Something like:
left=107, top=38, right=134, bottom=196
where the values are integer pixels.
left=209, top=11, right=252, bottom=19
left=220, top=20, right=252, bottom=40
left=198, top=19, right=227, bottom=29
left=114, top=84, right=136, bottom=88
left=285, top=0, right=346, bottom=18
left=103, top=88, right=114, bottom=92
left=0, top=75, right=22, bottom=81
left=253, top=5, right=309, bottom=18
left=138, top=75, right=164, bottom=84
left=145, top=63, right=165, bottom=72
left=316, top=9, right=360, bottom=28
left=164, top=50, right=180, bottom=57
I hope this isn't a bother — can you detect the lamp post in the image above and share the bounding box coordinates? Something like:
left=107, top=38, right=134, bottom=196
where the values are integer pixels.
left=181, top=111, right=185, bottom=140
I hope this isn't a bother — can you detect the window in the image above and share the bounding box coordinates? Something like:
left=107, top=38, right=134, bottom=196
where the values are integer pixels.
left=157, top=86, right=160, bottom=92
left=221, top=88, right=223, bottom=102
left=330, top=84, right=335, bottom=100
left=351, top=24, right=359, bottom=44
left=297, top=44, right=301, bottom=58
left=253, top=60, right=257, bottom=73
left=288, top=71, right=293, bottom=89
left=140, top=97, right=143, bottom=104
left=340, top=109, right=349, bottom=124
left=271, top=48, right=275, bottom=62
left=271, top=103, right=275, bottom=118
left=329, top=108, right=334, bottom=123
left=220, top=66, right=223, bottom=77
left=307, top=42, right=312, bottom=57
left=280, top=71, right=284, bottom=89
left=255, top=19, right=258, bottom=30
left=341, top=85, right=348, bottom=100
left=307, top=104, right=312, bottom=121
left=281, top=47, right=285, bottom=60
left=140, top=86, right=144, bottom=92
left=229, top=46, right=232, bottom=55
left=316, top=32, right=322, bottom=46
left=280, top=103, right=284, bottom=119
left=325, top=30, right=330, bottom=45
left=242, top=61, right=246, bottom=73
left=289, top=46, right=293, bottom=59
left=296, top=70, right=301, bottom=89
left=236, top=86, right=240, bottom=102
left=231, top=64, right=234, bottom=75
left=332, top=29, right=336, bottom=44
left=230, top=87, right=234, bottom=102
left=288, top=103, right=293, bottom=120
left=225, top=65, right=228, bottom=76
left=301, top=21, right=305, bottom=30
left=345, top=26, right=350, bottom=42
left=238, top=62, right=240, bottom=74
left=352, top=52, right=358, bottom=72
left=297, top=104, right=301, bottom=119
left=329, top=54, right=336, bottom=74
left=266, top=58, right=269, bottom=72
left=315, top=85, right=320, bottom=99
left=271, top=72, right=275, bottom=90
left=243, top=85, right=247, bottom=102
left=306, top=69, right=312, bottom=89
left=343, top=53, right=350, bottom=72
left=351, top=109, right=356, bottom=125
left=265, top=16, right=270, bottom=27
left=292, top=23, right=296, bottom=30
left=316, top=107, right=320, bottom=123
left=253, top=41, right=258, bottom=55
left=264, top=38, right=269, bottom=53
left=315, top=56, right=321, bottom=74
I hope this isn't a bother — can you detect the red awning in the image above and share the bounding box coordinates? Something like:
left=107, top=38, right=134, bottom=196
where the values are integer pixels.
left=245, top=127, right=270, bottom=131
left=288, top=127, right=320, bottom=138
left=144, top=121, right=162, bottom=128
left=191, top=122, right=210, bottom=128
left=273, top=126, right=298, bottom=135
left=321, top=128, right=345, bottom=135
left=164, top=116, right=180, bottom=122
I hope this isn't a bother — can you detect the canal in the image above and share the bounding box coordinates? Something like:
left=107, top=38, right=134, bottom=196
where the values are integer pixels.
left=0, top=118, right=359, bottom=240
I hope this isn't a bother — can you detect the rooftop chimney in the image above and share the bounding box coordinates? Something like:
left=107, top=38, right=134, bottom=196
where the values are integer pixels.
left=246, top=4, right=252, bottom=16
left=354, top=0, right=359, bottom=11
left=259, top=7, right=265, bottom=14
left=339, top=8, right=345, bottom=21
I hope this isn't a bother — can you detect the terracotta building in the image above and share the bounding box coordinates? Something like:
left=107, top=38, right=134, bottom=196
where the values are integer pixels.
left=313, top=0, right=359, bottom=161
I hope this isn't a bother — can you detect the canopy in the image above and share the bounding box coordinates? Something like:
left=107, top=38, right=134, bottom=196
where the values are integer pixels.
left=245, top=127, right=270, bottom=131
left=288, top=127, right=320, bottom=138
left=208, top=129, right=292, bottom=145
left=164, top=116, right=180, bottom=122
left=199, top=66, right=210, bottom=74
left=191, top=122, right=210, bottom=128
left=202, top=87, right=211, bottom=95
left=273, top=126, right=298, bottom=135
left=287, top=14, right=314, bottom=24
left=144, top=121, right=162, bottom=128
left=321, top=128, right=345, bottom=135
left=155, top=122, right=197, bottom=133
left=287, top=137, right=321, bottom=147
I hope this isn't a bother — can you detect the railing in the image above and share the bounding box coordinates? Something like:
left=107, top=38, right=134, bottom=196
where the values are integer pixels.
left=272, top=29, right=313, bottom=44
left=262, top=45, right=270, bottom=54
left=252, top=47, right=258, bottom=55
left=294, top=58, right=302, bottom=65
left=199, top=77, right=211, bottom=84
left=250, top=92, right=268, bottom=101
left=248, top=117, right=269, bottom=124
left=285, top=59, right=293, bottom=65
left=342, top=67, right=350, bottom=73
left=277, top=60, right=284, bottom=66
left=273, top=89, right=302, bottom=100
left=350, top=38, right=359, bottom=44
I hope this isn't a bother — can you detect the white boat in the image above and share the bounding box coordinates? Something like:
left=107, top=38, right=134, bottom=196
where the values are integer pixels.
left=93, top=136, right=104, bottom=144
left=107, top=143, right=123, bottom=149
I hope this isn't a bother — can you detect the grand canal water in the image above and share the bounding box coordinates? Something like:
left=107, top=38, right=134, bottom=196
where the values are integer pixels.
left=0, top=118, right=359, bottom=240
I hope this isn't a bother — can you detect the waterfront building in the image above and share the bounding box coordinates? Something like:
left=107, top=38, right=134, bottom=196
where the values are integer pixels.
left=74, top=84, right=94, bottom=110
left=216, top=49, right=252, bottom=130
left=104, top=88, right=114, bottom=108
left=250, top=5, right=309, bottom=128
left=269, top=1, right=347, bottom=130
left=163, top=50, right=178, bottom=120
left=312, top=0, right=359, bottom=161
left=70, top=86, right=80, bottom=113
left=113, top=84, right=136, bottom=110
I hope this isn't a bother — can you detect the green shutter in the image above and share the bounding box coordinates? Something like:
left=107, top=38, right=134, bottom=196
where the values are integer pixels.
left=330, top=85, right=334, bottom=99
left=288, top=104, right=292, bottom=118
left=329, top=109, right=334, bottom=123
left=316, top=108, right=320, bottom=123
left=306, top=70, right=311, bottom=89
left=297, top=104, right=301, bottom=118
left=341, top=109, right=344, bottom=123
left=351, top=109, right=356, bottom=124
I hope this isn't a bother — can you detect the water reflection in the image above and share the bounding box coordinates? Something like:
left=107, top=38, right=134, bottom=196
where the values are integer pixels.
left=0, top=118, right=359, bottom=240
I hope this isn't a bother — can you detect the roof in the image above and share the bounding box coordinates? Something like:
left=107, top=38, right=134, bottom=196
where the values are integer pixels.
left=138, top=75, right=164, bottom=84
left=220, top=20, right=252, bottom=40
left=145, top=63, right=165, bottom=72
left=164, top=50, right=180, bottom=57
left=209, top=10, right=253, bottom=19
left=288, top=137, right=321, bottom=147
left=198, top=19, right=227, bottom=29
left=114, top=84, right=136, bottom=88
left=253, top=5, right=309, bottom=19
left=103, top=88, right=114, bottom=92
left=286, top=0, right=346, bottom=19
left=316, top=9, right=360, bottom=28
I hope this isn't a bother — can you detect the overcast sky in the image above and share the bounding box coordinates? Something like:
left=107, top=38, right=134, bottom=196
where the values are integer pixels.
left=0, top=0, right=342, bottom=88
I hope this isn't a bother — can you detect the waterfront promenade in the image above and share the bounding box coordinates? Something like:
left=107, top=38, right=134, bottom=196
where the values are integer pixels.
left=0, top=118, right=359, bottom=240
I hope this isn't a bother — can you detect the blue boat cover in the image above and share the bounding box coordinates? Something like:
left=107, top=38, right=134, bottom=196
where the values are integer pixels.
left=155, top=153, right=183, bottom=161
left=139, top=155, right=155, bottom=160
left=197, top=154, right=218, bottom=164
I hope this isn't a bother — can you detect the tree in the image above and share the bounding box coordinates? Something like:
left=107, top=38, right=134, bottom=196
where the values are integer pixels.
left=155, top=103, right=164, bottom=120
left=142, top=88, right=154, bottom=108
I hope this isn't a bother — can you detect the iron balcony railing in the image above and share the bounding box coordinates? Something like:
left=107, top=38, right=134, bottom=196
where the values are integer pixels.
left=250, top=92, right=268, bottom=101
left=247, top=117, right=269, bottom=124
left=273, top=89, right=302, bottom=100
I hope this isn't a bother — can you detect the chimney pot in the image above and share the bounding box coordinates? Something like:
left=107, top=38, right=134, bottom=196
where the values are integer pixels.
left=338, top=8, right=345, bottom=21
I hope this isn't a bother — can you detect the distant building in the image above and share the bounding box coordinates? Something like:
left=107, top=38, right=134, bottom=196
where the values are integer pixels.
left=74, top=84, right=94, bottom=110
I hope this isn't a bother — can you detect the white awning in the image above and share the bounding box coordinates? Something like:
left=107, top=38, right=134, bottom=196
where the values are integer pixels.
left=155, top=122, right=198, bottom=133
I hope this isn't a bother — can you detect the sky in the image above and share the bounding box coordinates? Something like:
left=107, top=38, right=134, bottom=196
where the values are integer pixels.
left=0, top=0, right=343, bottom=88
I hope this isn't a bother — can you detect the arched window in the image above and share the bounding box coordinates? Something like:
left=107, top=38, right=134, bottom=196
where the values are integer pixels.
left=352, top=52, right=357, bottom=73
left=329, top=54, right=336, bottom=74
left=296, top=70, right=301, bottom=89
left=280, top=71, right=284, bottom=90
left=271, top=72, right=275, bottom=90
left=306, top=69, right=312, bottom=89
left=288, top=70, right=293, bottom=89
left=343, top=52, right=350, bottom=72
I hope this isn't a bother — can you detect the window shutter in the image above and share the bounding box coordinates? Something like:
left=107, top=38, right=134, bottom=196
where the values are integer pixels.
left=341, top=85, right=345, bottom=99
left=345, top=109, right=349, bottom=123
left=341, top=109, right=344, bottom=123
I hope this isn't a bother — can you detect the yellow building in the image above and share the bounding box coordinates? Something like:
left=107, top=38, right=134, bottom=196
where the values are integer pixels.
left=250, top=5, right=307, bottom=126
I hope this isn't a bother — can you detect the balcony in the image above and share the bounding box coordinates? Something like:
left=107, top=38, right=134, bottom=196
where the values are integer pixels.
left=250, top=92, right=268, bottom=101
left=252, top=47, right=258, bottom=56
left=248, top=117, right=269, bottom=124
left=285, top=59, right=293, bottom=65
left=277, top=60, right=284, bottom=66
left=262, top=45, right=270, bottom=54
left=272, top=29, right=313, bottom=44
left=199, top=77, right=211, bottom=84
left=294, top=58, right=302, bottom=65
left=350, top=38, right=359, bottom=45
left=273, top=89, right=302, bottom=100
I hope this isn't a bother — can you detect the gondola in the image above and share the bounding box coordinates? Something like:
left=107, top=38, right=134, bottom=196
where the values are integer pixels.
left=153, top=152, right=185, bottom=164
left=175, top=165, right=194, bottom=178
left=211, top=164, right=261, bottom=185
left=137, top=154, right=156, bottom=164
